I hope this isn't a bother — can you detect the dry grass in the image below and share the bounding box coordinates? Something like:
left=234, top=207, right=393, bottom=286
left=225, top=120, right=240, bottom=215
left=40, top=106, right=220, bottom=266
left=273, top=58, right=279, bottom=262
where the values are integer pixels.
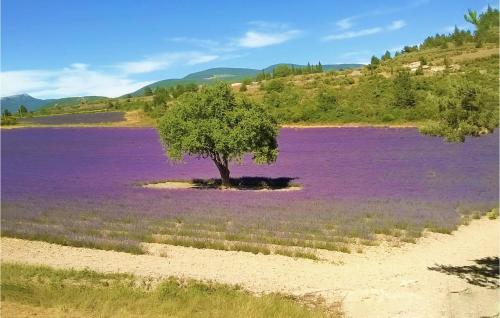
left=1, top=263, right=338, bottom=318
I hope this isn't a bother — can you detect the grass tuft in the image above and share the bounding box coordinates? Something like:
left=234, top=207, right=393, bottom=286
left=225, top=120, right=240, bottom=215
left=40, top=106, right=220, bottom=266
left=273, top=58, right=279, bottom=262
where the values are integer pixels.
left=1, top=263, right=336, bottom=318
left=487, top=208, right=499, bottom=220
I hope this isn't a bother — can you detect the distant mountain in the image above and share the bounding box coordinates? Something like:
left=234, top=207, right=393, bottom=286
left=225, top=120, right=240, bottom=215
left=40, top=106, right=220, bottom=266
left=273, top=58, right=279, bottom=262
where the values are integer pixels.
left=183, top=67, right=260, bottom=80
left=0, top=94, right=108, bottom=114
left=131, top=63, right=363, bottom=96
left=0, top=94, right=54, bottom=113
left=40, top=96, right=106, bottom=109
left=130, top=67, right=261, bottom=96
left=262, top=63, right=364, bottom=73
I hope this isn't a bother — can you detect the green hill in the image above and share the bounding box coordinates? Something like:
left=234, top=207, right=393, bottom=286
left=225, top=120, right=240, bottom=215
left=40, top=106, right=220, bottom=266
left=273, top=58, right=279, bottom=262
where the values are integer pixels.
left=130, top=68, right=260, bottom=96
left=40, top=96, right=106, bottom=109
left=262, top=63, right=363, bottom=73
left=0, top=94, right=54, bottom=113
left=130, top=64, right=363, bottom=96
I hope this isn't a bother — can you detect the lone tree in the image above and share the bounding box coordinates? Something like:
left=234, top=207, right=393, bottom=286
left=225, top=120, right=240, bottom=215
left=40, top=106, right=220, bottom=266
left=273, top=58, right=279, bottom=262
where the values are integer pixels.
left=2, top=109, right=12, bottom=118
left=18, top=105, right=28, bottom=117
left=158, top=82, right=279, bottom=188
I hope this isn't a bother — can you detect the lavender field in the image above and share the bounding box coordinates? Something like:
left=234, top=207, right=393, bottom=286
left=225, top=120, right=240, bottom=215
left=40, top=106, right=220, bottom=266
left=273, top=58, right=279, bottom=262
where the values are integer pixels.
left=1, top=128, right=498, bottom=256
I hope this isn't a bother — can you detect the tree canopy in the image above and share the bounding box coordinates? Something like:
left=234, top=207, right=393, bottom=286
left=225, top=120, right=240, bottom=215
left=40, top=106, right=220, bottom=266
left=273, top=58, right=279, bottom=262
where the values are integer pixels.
left=18, top=105, right=28, bottom=117
left=143, top=86, right=153, bottom=96
left=393, top=71, right=416, bottom=108
left=157, top=82, right=279, bottom=187
left=420, top=77, right=498, bottom=142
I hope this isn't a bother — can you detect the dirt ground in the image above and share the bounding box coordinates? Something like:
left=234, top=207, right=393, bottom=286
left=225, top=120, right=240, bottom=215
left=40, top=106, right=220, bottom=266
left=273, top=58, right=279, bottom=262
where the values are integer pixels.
left=2, top=218, right=498, bottom=318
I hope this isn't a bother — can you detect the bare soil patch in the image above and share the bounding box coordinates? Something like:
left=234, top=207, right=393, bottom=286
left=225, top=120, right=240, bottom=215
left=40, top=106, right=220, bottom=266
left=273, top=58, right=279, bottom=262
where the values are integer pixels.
left=141, top=177, right=302, bottom=191
left=2, top=218, right=498, bottom=318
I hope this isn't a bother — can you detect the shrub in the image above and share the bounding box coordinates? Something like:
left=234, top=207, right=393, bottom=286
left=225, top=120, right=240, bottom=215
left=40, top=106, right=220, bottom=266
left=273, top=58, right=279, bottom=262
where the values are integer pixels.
left=393, top=71, right=416, bottom=108
left=420, top=77, right=498, bottom=142
left=264, top=79, right=286, bottom=93
left=316, top=87, right=337, bottom=112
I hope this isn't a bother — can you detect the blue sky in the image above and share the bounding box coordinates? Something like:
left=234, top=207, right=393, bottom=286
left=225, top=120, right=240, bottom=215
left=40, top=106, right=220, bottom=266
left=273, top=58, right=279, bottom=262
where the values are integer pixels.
left=0, top=0, right=494, bottom=98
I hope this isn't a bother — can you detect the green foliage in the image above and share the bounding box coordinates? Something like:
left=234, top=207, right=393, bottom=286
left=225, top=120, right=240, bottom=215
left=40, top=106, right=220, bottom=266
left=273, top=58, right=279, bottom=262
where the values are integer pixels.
left=242, top=78, right=252, bottom=85
left=255, top=71, right=272, bottom=81
left=17, top=104, right=28, bottom=117
left=316, top=87, right=337, bottom=112
left=403, top=45, right=419, bottom=53
left=367, top=56, right=380, bottom=73
left=422, top=7, right=498, bottom=50
left=474, top=6, right=500, bottom=44
left=3, top=109, right=12, bottom=117
left=264, top=78, right=286, bottom=93
left=382, top=50, right=392, bottom=61
left=239, top=82, right=247, bottom=92
left=106, top=100, right=115, bottom=110
left=143, top=86, right=153, bottom=96
left=144, top=87, right=170, bottom=118
left=171, top=83, right=198, bottom=98
left=464, top=9, right=479, bottom=25
left=487, top=208, right=499, bottom=220
left=393, top=71, right=416, bottom=108
left=158, top=82, right=279, bottom=186
left=415, top=65, right=424, bottom=75
left=420, top=76, right=498, bottom=142
left=444, top=56, right=450, bottom=68
left=263, top=84, right=307, bottom=122
left=1, top=263, right=331, bottom=318
left=255, top=63, right=325, bottom=82
left=1, top=109, right=17, bottom=125
left=273, top=64, right=294, bottom=77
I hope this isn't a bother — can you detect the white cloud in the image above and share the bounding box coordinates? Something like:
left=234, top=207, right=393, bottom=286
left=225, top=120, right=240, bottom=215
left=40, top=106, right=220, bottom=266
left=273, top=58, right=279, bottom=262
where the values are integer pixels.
left=323, top=19, right=405, bottom=41
left=238, top=30, right=300, bottom=48
left=1, top=64, right=152, bottom=98
left=117, top=60, right=172, bottom=74
left=0, top=70, right=53, bottom=96
left=236, top=21, right=301, bottom=48
left=170, top=21, right=301, bottom=52
left=323, top=27, right=383, bottom=41
left=187, top=54, right=218, bottom=65
left=69, top=63, right=89, bottom=71
left=115, top=52, right=219, bottom=74
left=0, top=50, right=222, bottom=98
left=336, top=18, right=354, bottom=30
left=388, top=20, right=406, bottom=30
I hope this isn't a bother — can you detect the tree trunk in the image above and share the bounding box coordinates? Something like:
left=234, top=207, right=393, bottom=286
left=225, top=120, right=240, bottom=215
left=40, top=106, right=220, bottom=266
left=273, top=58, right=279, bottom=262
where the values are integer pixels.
left=214, top=161, right=231, bottom=188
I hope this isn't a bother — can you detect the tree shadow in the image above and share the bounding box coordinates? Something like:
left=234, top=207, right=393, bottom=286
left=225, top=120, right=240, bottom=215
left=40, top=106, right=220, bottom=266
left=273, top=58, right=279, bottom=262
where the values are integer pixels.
left=428, top=257, right=499, bottom=289
left=191, top=176, right=299, bottom=190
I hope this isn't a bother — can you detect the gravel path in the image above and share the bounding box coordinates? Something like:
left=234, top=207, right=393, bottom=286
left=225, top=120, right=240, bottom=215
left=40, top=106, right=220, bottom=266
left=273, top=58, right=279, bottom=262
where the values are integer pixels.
left=2, top=218, right=498, bottom=318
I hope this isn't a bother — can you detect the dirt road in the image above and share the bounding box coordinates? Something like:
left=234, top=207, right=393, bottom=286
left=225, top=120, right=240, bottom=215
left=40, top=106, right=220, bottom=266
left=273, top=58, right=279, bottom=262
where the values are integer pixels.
left=2, top=218, right=498, bottom=317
